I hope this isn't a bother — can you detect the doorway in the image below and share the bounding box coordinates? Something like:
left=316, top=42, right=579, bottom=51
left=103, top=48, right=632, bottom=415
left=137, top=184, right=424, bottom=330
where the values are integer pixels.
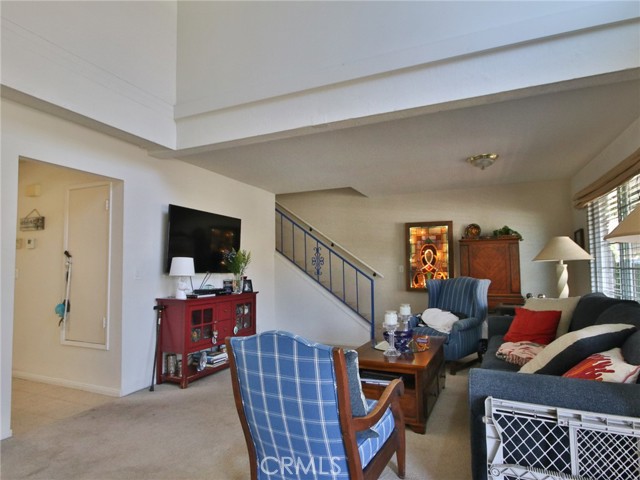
left=13, top=158, right=123, bottom=434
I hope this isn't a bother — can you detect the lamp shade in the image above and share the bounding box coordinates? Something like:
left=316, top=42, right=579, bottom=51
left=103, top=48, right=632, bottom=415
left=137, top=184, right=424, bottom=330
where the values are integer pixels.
left=604, top=205, right=640, bottom=243
left=169, top=257, right=195, bottom=276
left=533, top=236, right=591, bottom=298
left=533, top=236, right=592, bottom=262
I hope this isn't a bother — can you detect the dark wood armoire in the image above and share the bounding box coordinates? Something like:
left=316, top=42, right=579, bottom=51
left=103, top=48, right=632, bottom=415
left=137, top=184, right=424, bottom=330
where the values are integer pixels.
left=459, top=237, right=524, bottom=311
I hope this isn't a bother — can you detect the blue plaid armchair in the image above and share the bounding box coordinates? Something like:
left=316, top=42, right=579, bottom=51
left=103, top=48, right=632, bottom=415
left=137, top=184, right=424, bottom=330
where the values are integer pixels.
left=411, top=277, right=491, bottom=374
left=226, top=331, right=406, bottom=480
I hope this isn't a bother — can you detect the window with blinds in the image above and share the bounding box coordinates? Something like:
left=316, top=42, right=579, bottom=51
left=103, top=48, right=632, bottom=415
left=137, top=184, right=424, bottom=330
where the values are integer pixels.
left=587, top=173, right=639, bottom=300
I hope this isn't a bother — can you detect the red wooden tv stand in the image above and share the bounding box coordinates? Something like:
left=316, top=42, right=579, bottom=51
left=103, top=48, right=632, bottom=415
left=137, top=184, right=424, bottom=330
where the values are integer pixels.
left=155, top=292, right=257, bottom=388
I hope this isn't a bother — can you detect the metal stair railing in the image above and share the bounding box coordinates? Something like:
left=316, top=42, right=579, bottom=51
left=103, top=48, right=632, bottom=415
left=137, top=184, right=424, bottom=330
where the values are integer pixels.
left=275, top=204, right=381, bottom=341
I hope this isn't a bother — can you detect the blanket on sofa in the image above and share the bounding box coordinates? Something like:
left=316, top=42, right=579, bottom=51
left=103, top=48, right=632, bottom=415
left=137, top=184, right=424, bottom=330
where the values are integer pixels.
left=495, top=341, right=544, bottom=366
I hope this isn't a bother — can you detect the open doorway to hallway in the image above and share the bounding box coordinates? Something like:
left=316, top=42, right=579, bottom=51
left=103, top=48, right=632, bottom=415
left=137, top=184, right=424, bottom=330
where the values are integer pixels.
left=12, top=158, right=123, bottom=435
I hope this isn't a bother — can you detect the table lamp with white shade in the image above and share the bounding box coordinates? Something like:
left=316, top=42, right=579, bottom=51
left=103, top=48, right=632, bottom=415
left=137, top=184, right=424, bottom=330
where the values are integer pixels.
left=533, top=236, right=592, bottom=298
left=604, top=205, right=640, bottom=243
left=169, top=257, right=195, bottom=299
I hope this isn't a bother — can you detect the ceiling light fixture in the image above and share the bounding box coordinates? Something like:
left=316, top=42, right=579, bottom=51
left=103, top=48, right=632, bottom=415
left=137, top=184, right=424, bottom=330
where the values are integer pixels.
left=467, top=153, right=498, bottom=170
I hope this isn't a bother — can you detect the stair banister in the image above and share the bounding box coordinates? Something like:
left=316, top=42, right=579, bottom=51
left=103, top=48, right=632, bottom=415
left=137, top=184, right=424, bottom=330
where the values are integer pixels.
left=275, top=203, right=380, bottom=342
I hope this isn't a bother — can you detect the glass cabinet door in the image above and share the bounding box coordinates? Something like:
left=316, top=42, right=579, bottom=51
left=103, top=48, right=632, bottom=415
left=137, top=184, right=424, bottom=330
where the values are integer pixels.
left=191, top=307, right=215, bottom=346
left=234, top=302, right=253, bottom=334
left=202, top=308, right=213, bottom=341
left=191, top=309, right=202, bottom=344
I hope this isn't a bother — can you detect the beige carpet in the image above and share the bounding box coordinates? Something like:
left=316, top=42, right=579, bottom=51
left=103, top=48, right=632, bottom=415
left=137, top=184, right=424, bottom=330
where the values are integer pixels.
left=1, top=368, right=471, bottom=480
left=9, top=378, right=116, bottom=436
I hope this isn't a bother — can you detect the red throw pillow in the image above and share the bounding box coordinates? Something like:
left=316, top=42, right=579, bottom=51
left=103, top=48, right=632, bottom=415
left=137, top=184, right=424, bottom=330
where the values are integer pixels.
left=503, top=308, right=562, bottom=345
left=562, top=348, right=640, bottom=383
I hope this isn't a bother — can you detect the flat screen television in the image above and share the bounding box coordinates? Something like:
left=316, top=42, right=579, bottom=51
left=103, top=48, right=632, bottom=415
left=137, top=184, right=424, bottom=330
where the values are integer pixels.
left=165, top=204, right=241, bottom=273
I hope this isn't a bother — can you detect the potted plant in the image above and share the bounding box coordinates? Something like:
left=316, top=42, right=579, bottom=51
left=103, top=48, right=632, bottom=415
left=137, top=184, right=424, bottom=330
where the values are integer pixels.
left=224, top=248, right=251, bottom=293
left=493, top=226, right=523, bottom=240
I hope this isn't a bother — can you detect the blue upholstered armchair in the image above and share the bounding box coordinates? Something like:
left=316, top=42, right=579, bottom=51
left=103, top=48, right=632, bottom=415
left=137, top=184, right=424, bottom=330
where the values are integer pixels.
left=226, top=331, right=406, bottom=480
left=411, top=277, right=491, bottom=374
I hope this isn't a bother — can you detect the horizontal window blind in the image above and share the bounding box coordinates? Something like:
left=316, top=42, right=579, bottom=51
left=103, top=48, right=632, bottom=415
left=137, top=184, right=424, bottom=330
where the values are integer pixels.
left=573, top=147, right=640, bottom=209
left=587, top=173, right=639, bottom=300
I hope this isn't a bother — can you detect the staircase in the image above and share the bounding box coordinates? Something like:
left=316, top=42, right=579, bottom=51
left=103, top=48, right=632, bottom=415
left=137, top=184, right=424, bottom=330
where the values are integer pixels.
left=275, top=204, right=381, bottom=341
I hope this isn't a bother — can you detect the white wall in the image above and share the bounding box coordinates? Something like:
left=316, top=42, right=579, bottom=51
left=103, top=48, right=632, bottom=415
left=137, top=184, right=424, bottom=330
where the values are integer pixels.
left=3, top=0, right=637, bottom=157
left=1, top=99, right=275, bottom=439
left=275, top=255, right=370, bottom=347
left=572, top=118, right=640, bottom=194
left=177, top=1, right=599, bottom=111
left=175, top=1, right=639, bottom=148
left=277, top=179, right=580, bottom=330
left=2, top=1, right=637, bottom=153
left=1, top=1, right=177, bottom=147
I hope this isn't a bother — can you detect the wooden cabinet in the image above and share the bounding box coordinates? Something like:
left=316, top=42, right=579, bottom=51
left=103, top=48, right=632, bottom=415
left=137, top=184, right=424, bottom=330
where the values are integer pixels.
left=155, top=292, right=257, bottom=388
left=459, top=237, right=523, bottom=311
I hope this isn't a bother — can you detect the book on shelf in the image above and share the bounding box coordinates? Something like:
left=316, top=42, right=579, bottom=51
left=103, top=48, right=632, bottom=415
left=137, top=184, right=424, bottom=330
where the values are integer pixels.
left=206, top=361, right=228, bottom=368
left=359, top=370, right=400, bottom=386
left=207, top=351, right=228, bottom=358
left=361, top=378, right=391, bottom=386
left=206, top=351, right=228, bottom=366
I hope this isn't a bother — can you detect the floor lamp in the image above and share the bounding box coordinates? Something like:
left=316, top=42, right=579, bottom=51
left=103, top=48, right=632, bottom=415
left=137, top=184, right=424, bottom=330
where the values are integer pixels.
left=533, top=236, right=592, bottom=298
left=604, top=205, right=640, bottom=243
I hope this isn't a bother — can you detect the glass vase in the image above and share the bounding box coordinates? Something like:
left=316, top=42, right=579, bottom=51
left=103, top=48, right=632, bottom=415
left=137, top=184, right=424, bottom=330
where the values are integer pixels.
left=233, top=274, right=247, bottom=293
left=383, top=322, right=400, bottom=357
left=233, top=274, right=243, bottom=293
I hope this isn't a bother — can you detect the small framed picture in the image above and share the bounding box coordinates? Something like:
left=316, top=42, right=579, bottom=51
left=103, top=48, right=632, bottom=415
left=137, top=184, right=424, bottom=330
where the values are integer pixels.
left=574, top=228, right=585, bottom=249
left=242, top=279, right=253, bottom=293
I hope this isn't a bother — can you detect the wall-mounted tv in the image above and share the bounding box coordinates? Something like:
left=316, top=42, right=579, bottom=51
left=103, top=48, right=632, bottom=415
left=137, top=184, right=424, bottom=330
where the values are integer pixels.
left=165, top=204, right=241, bottom=274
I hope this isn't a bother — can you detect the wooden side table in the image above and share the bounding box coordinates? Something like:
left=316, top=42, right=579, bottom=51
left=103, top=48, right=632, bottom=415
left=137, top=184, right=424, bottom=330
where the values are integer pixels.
left=355, top=337, right=446, bottom=434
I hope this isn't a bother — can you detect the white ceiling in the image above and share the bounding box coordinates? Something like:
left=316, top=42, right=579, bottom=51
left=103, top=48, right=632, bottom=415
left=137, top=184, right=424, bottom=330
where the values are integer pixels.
left=174, top=74, right=640, bottom=197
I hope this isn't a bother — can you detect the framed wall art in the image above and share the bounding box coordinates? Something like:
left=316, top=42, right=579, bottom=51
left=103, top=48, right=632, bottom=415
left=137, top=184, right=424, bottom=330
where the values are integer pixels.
left=406, top=221, right=454, bottom=290
left=574, top=228, right=585, bottom=249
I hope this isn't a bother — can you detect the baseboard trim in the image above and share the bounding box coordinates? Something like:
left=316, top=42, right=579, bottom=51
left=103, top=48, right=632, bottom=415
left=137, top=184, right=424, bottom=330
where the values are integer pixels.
left=12, top=370, right=121, bottom=397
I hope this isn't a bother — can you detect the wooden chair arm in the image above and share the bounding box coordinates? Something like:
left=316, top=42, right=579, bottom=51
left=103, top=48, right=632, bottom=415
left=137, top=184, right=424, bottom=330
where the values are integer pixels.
left=352, top=378, right=404, bottom=432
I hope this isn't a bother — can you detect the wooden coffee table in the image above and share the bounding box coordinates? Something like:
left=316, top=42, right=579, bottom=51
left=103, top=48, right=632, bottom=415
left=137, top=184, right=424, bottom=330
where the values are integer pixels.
left=356, top=336, right=446, bottom=434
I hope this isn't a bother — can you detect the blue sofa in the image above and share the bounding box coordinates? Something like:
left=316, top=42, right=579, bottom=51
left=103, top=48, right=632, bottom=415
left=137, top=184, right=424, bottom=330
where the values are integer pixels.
left=468, top=293, right=640, bottom=480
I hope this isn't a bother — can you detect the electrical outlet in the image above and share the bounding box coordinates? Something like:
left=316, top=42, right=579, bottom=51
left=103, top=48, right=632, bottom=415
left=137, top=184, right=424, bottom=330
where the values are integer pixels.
left=16, top=238, right=23, bottom=249
left=26, top=238, right=36, bottom=249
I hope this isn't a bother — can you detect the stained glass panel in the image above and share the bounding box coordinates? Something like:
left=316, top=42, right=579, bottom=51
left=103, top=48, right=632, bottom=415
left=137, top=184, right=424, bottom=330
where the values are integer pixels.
left=406, top=222, right=454, bottom=290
